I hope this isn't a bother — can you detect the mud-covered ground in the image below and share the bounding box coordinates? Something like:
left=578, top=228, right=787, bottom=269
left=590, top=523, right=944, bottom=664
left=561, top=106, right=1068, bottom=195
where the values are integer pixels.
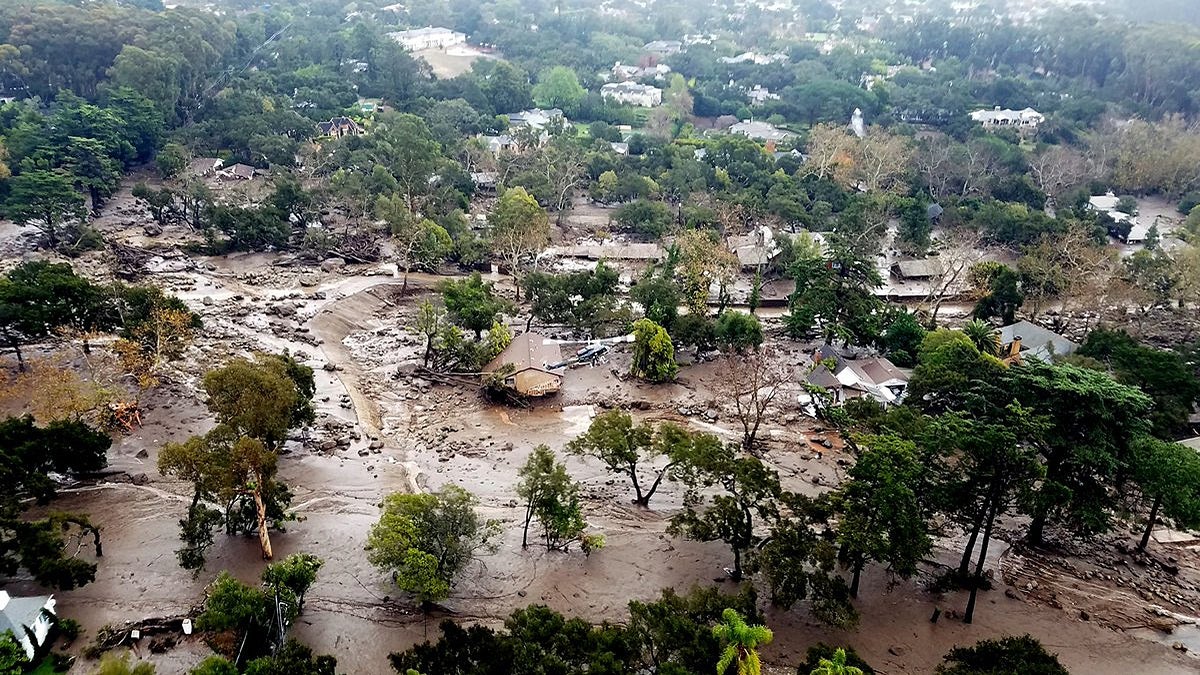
left=1, top=185, right=1198, bottom=674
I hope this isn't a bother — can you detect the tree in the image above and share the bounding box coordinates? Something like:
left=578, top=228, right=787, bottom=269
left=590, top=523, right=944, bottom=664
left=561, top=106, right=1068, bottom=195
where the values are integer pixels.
left=713, top=608, right=772, bottom=675
left=785, top=243, right=884, bottom=346
left=3, top=169, right=86, bottom=249
left=927, top=411, right=1044, bottom=623
left=879, top=311, right=926, bottom=366
left=65, top=136, right=122, bottom=212
left=833, top=435, right=932, bottom=597
left=675, top=229, right=738, bottom=317
left=970, top=263, right=1023, bottom=325
left=0, top=632, right=25, bottom=675
left=159, top=428, right=292, bottom=566
left=669, top=435, right=780, bottom=580
left=490, top=187, right=549, bottom=301
left=1077, top=329, right=1200, bottom=439
left=936, top=635, right=1068, bottom=675
left=714, top=312, right=763, bottom=353
left=190, top=657, right=240, bottom=675
left=205, top=353, right=314, bottom=451
left=411, top=300, right=447, bottom=367
left=366, top=487, right=499, bottom=604
left=961, top=319, right=999, bottom=356
left=156, top=142, right=190, bottom=178
left=244, top=639, right=337, bottom=675
left=377, top=195, right=452, bottom=292
left=531, top=66, right=586, bottom=114
left=565, top=410, right=681, bottom=507
left=1129, top=436, right=1200, bottom=552
left=631, top=266, right=680, bottom=331
left=371, top=113, right=443, bottom=211
left=516, top=445, right=594, bottom=552
left=798, top=645, right=874, bottom=675
left=810, top=648, right=865, bottom=675
left=0, top=261, right=119, bottom=368
left=262, top=553, right=324, bottom=610
left=96, top=652, right=156, bottom=675
left=196, top=571, right=280, bottom=655
left=614, top=199, right=673, bottom=237
left=0, top=415, right=110, bottom=589
left=440, top=273, right=508, bottom=339
left=630, top=318, right=678, bottom=382
left=712, top=351, right=790, bottom=451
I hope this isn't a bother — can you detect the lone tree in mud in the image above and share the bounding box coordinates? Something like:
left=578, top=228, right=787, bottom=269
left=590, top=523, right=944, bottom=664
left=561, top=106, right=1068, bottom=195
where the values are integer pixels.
left=565, top=410, right=685, bottom=507
left=832, top=434, right=932, bottom=598
left=377, top=194, right=453, bottom=293
left=0, top=414, right=111, bottom=589
left=367, top=486, right=500, bottom=605
left=489, top=186, right=549, bottom=302
left=630, top=318, right=678, bottom=383
left=160, top=353, right=314, bottom=567
left=711, top=350, right=791, bottom=451
left=668, top=433, right=780, bottom=581
left=516, top=445, right=602, bottom=553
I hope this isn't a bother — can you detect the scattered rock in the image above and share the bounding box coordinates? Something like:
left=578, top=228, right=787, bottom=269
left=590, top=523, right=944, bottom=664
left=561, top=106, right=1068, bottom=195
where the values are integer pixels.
left=130, top=473, right=149, bottom=486
left=888, top=645, right=907, bottom=657
left=299, top=273, right=320, bottom=287
left=320, top=258, right=346, bottom=273
left=1172, top=642, right=1188, bottom=652
left=1079, top=610, right=1090, bottom=621
left=135, top=449, right=149, bottom=459
left=202, top=296, right=214, bottom=306
left=143, top=223, right=163, bottom=237
left=318, top=440, right=338, bottom=451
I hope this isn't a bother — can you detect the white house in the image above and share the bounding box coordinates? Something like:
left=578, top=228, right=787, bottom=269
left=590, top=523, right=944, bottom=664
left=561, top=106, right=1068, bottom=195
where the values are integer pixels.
left=388, top=26, right=467, bottom=51
left=643, top=40, right=683, bottom=56
left=504, top=108, right=565, bottom=130
left=0, top=590, right=56, bottom=660
left=720, top=51, right=787, bottom=65
left=600, top=82, right=662, bottom=108
left=611, top=62, right=671, bottom=81
left=969, top=107, right=1044, bottom=130
left=729, top=120, right=793, bottom=142
left=747, top=85, right=779, bottom=105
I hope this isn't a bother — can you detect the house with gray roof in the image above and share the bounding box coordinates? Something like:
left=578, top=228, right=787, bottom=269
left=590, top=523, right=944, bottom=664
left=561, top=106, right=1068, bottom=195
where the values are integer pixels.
left=997, top=320, right=1078, bottom=363
left=0, top=590, right=56, bottom=659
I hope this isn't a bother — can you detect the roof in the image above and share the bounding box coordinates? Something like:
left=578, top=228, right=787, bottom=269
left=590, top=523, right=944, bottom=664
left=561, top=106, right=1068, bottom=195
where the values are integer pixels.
left=505, top=108, right=564, bottom=129
left=997, top=320, right=1078, bottom=361
left=892, top=258, right=944, bottom=279
left=729, top=120, right=793, bottom=142
left=1089, top=193, right=1120, bottom=211
left=220, top=163, right=256, bottom=179
left=1126, top=220, right=1151, bottom=242
left=1180, top=437, right=1200, bottom=452
left=0, top=592, right=53, bottom=638
left=858, top=358, right=908, bottom=386
left=551, top=243, right=663, bottom=261
left=601, top=82, right=662, bottom=96
left=806, top=365, right=842, bottom=389
left=485, top=332, right=563, bottom=374
left=390, top=26, right=464, bottom=39
left=969, top=107, right=1044, bottom=124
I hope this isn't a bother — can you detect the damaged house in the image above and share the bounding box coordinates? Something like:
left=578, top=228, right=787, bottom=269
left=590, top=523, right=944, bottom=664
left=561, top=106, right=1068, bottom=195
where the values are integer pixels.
left=483, top=332, right=564, bottom=397
left=805, top=346, right=910, bottom=406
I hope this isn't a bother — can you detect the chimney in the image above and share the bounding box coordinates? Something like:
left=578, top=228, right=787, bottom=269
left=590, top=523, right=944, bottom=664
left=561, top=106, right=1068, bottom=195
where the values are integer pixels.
left=1010, top=335, right=1022, bottom=358
left=994, top=105, right=1001, bottom=111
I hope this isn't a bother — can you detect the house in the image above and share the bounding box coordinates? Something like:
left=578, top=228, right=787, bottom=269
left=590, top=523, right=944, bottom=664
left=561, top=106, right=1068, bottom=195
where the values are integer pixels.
left=747, top=85, right=779, bottom=106
left=969, top=107, right=1044, bottom=131
left=186, top=158, right=223, bottom=178
left=643, top=40, right=683, bottom=56
left=806, top=347, right=910, bottom=406
left=997, top=320, right=1078, bottom=364
left=728, top=226, right=780, bottom=269
left=719, top=51, right=787, bottom=65
left=610, top=142, right=629, bottom=155
left=600, top=82, right=662, bottom=108
left=316, top=116, right=363, bottom=137
left=729, top=120, right=793, bottom=142
left=480, top=134, right=517, bottom=154
left=388, top=26, right=467, bottom=51
left=891, top=258, right=945, bottom=281
left=217, top=163, right=257, bottom=181
left=505, top=108, right=565, bottom=130
left=483, top=332, right=564, bottom=397
left=470, top=172, right=498, bottom=191
left=0, top=590, right=56, bottom=660
left=611, top=62, right=671, bottom=81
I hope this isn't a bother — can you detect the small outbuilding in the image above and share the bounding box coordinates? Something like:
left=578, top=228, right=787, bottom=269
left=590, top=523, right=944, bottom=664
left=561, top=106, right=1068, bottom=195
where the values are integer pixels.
left=484, top=332, right=564, bottom=397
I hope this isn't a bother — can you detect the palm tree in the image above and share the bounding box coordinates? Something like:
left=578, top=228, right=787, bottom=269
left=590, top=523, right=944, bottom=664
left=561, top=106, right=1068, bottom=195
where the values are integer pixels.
left=810, top=648, right=864, bottom=675
left=962, top=318, right=1000, bottom=356
left=713, top=608, right=773, bottom=675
